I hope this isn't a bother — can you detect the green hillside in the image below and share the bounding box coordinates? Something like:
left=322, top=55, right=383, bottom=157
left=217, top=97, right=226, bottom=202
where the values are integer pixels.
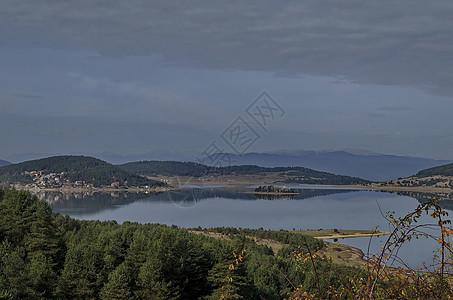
left=416, top=163, right=453, bottom=177
left=119, top=161, right=369, bottom=185
left=0, top=156, right=165, bottom=188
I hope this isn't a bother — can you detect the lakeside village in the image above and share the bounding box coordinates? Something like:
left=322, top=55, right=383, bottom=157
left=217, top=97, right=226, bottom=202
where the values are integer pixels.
left=16, top=170, right=157, bottom=192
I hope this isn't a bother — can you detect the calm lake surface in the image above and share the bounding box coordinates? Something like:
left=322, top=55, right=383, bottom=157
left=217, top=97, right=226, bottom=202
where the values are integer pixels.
left=41, top=186, right=453, bottom=268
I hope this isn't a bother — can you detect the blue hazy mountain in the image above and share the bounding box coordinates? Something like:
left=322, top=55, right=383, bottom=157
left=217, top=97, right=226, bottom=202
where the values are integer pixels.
left=0, top=160, right=11, bottom=167
left=219, top=150, right=451, bottom=181
left=5, top=150, right=450, bottom=182
left=111, top=150, right=452, bottom=181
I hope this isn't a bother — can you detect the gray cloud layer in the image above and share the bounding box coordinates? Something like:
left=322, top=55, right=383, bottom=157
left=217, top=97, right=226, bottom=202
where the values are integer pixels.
left=2, top=0, right=453, bottom=94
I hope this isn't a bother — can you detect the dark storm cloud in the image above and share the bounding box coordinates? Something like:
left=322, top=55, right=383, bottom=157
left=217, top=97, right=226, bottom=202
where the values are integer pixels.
left=2, top=0, right=453, bottom=94
left=0, top=112, right=214, bottom=155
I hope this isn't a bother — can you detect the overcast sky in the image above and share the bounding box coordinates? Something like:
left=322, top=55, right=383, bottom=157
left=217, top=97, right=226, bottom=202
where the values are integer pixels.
left=1, top=0, right=453, bottom=160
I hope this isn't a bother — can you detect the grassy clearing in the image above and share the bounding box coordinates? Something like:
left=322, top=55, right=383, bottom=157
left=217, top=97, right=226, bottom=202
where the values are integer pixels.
left=320, top=241, right=367, bottom=267
left=187, top=228, right=380, bottom=268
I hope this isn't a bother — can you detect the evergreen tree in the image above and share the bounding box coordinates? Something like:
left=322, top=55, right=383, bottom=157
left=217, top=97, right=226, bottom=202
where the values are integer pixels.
left=0, top=243, right=32, bottom=298
left=100, top=263, right=134, bottom=300
left=135, top=257, right=179, bottom=300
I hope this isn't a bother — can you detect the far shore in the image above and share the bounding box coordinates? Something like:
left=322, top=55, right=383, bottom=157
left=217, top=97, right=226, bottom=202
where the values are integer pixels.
left=152, top=174, right=453, bottom=194
left=9, top=176, right=453, bottom=196
left=337, top=184, right=453, bottom=194
left=11, top=185, right=175, bottom=194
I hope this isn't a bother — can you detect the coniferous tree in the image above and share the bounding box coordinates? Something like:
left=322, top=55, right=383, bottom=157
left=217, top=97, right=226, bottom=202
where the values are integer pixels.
left=100, top=263, right=133, bottom=300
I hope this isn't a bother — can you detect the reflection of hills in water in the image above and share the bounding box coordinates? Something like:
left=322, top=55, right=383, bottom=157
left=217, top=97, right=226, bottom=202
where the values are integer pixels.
left=254, top=193, right=298, bottom=200
left=166, top=188, right=357, bottom=207
left=386, top=190, right=453, bottom=211
left=253, top=189, right=355, bottom=200
left=37, top=188, right=358, bottom=216
left=36, top=191, right=159, bottom=215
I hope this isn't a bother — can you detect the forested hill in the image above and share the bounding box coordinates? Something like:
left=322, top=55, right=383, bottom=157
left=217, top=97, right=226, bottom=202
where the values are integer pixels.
left=119, top=161, right=369, bottom=185
left=0, top=159, right=11, bottom=167
left=0, top=156, right=164, bottom=188
left=416, top=162, right=453, bottom=177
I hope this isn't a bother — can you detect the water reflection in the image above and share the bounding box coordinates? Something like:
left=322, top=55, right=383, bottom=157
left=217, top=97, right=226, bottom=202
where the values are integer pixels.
left=37, top=191, right=158, bottom=215
left=36, top=187, right=453, bottom=268
left=385, top=190, right=453, bottom=210
left=42, top=187, right=355, bottom=216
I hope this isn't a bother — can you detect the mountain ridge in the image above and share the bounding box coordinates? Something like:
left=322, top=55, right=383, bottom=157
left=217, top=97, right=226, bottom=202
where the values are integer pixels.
left=4, top=150, right=451, bottom=181
left=216, top=151, right=451, bottom=181
left=0, top=155, right=164, bottom=188
left=0, top=160, right=11, bottom=167
left=119, top=160, right=370, bottom=185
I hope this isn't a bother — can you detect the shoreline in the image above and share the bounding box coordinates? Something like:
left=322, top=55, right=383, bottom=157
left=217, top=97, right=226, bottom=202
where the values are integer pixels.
left=11, top=185, right=175, bottom=194
left=151, top=174, right=453, bottom=194
left=166, top=178, right=453, bottom=195
left=11, top=181, right=453, bottom=196
left=335, top=184, right=453, bottom=194
left=188, top=228, right=390, bottom=267
left=313, top=231, right=392, bottom=240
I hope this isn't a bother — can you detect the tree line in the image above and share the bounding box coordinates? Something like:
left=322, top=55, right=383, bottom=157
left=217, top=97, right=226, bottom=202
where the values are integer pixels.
left=0, top=187, right=362, bottom=299
left=119, top=161, right=369, bottom=185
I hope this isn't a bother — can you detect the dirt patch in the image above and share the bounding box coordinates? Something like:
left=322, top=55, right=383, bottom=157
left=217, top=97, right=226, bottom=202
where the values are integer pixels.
left=187, top=230, right=231, bottom=241
left=245, top=236, right=287, bottom=254
left=320, top=241, right=367, bottom=267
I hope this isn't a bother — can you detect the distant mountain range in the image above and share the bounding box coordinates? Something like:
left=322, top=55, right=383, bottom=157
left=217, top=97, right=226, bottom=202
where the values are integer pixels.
left=2, top=153, right=453, bottom=188
left=3, top=150, right=451, bottom=181
left=214, top=151, right=451, bottom=181
left=0, top=160, right=11, bottom=167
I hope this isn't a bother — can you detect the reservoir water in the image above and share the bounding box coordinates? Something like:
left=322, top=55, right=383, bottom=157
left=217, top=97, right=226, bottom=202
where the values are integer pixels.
left=40, top=186, right=452, bottom=268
